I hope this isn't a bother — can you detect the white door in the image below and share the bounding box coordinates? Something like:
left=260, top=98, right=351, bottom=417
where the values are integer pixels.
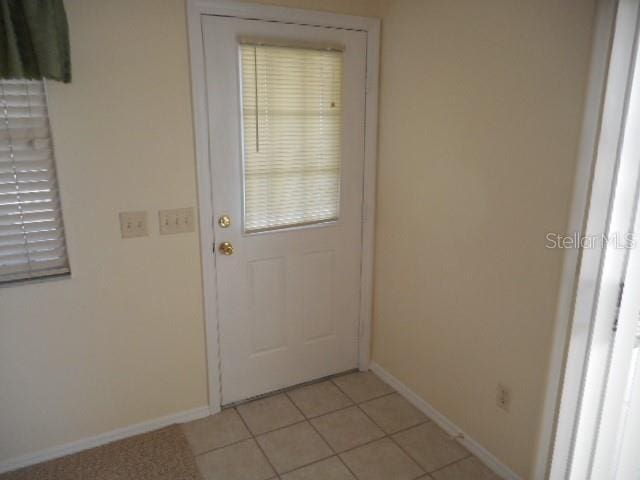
left=548, top=0, right=640, bottom=477
left=556, top=1, right=640, bottom=477
left=202, top=15, right=367, bottom=404
left=589, top=14, right=640, bottom=474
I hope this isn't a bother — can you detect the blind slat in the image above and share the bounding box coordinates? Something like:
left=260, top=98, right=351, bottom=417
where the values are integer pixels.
left=240, top=44, right=342, bottom=233
left=0, top=229, right=64, bottom=247
left=0, top=138, right=51, bottom=154
left=0, top=170, right=55, bottom=184
left=0, top=189, right=60, bottom=206
left=0, top=127, right=50, bottom=142
left=0, top=213, right=64, bottom=229
left=0, top=79, right=69, bottom=282
left=0, top=202, right=58, bottom=217
left=0, top=239, right=66, bottom=259
left=0, top=221, right=65, bottom=238
left=0, top=184, right=58, bottom=195
left=0, top=158, right=53, bottom=173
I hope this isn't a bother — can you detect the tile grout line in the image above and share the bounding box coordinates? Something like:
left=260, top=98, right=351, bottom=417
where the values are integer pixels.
left=220, top=385, right=357, bottom=478
left=193, top=395, right=422, bottom=459
left=231, top=377, right=391, bottom=478
left=329, top=376, right=398, bottom=405
left=278, top=448, right=335, bottom=477
left=286, top=378, right=428, bottom=479
left=239, top=392, right=340, bottom=478
left=226, top=369, right=359, bottom=410
left=329, top=375, right=470, bottom=478
left=252, top=418, right=309, bottom=437
left=283, top=389, right=363, bottom=480
left=287, top=386, right=356, bottom=420
left=350, top=388, right=473, bottom=478
left=256, top=375, right=437, bottom=479
left=233, top=377, right=361, bottom=436
left=193, top=434, right=253, bottom=458
left=328, top=372, right=418, bottom=476
left=234, top=405, right=282, bottom=479
left=290, top=401, right=356, bottom=422
left=193, top=372, right=478, bottom=480
left=428, top=453, right=475, bottom=476
left=328, top=374, right=427, bottom=477
left=352, top=400, right=426, bottom=479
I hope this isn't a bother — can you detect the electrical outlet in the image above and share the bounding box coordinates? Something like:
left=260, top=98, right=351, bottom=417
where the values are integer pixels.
left=497, top=384, right=511, bottom=412
left=119, top=211, right=149, bottom=238
left=159, top=207, right=196, bottom=235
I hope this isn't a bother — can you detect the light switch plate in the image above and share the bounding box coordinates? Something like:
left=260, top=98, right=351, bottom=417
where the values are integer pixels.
left=119, top=211, right=149, bottom=238
left=159, top=207, right=196, bottom=235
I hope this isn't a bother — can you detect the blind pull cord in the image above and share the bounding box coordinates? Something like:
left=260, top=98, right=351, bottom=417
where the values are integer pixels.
left=254, top=46, right=260, bottom=153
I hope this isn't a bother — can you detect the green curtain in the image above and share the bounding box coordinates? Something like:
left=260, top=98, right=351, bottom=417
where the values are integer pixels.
left=0, top=0, right=70, bottom=82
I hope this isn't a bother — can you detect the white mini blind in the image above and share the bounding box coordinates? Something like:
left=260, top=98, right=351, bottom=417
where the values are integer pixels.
left=240, top=43, right=343, bottom=233
left=0, top=80, right=69, bottom=283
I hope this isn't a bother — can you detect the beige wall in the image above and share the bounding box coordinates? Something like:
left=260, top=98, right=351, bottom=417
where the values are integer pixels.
left=372, top=0, right=595, bottom=477
left=0, top=0, right=206, bottom=462
left=0, top=0, right=596, bottom=476
left=0, top=0, right=379, bottom=464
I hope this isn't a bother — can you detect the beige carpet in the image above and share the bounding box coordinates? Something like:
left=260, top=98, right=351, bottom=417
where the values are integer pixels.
left=1, top=425, right=203, bottom=480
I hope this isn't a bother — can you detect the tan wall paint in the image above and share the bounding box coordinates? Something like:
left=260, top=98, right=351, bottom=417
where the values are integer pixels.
left=372, top=0, right=596, bottom=477
left=0, top=0, right=379, bottom=463
left=0, top=0, right=596, bottom=474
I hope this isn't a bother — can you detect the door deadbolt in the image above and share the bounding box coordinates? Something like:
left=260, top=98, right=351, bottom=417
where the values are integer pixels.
left=218, top=215, right=231, bottom=228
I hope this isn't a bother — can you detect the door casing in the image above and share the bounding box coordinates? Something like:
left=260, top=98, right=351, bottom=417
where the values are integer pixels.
left=187, top=0, right=380, bottom=414
left=536, top=0, right=640, bottom=478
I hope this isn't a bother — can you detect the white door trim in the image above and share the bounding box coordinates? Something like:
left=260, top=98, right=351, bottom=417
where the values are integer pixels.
left=532, top=1, right=617, bottom=477
left=532, top=0, right=638, bottom=477
left=186, top=0, right=380, bottom=414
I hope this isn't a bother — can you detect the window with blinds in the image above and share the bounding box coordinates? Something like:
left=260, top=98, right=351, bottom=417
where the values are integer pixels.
left=0, top=80, right=69, bottom=284
left=240, top=43, right=343, bottom=233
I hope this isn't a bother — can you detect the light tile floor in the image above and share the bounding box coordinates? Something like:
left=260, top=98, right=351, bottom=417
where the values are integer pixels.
left=181, top=371, right=502, bottom=480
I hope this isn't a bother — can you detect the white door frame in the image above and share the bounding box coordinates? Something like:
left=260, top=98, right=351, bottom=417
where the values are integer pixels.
left=186, top=0, right=380, bottom=414
left=533, top=0, right=640, bottom=477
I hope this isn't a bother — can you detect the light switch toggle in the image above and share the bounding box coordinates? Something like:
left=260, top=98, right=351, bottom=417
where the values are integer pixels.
left=218, top=215, right=231, bottom=228
left=159, top=207, right=196, bottom=235
left=119, top=211, right=148, bottom=238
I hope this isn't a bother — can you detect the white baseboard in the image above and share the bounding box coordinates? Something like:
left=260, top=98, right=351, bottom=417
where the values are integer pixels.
left=0, top=405, right=210, bottom=475
left=369, top=362, right=523, bottom=480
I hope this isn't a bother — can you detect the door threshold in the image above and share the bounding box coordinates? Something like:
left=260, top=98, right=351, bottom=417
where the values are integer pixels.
left=222, top=368, right=359, bottom=409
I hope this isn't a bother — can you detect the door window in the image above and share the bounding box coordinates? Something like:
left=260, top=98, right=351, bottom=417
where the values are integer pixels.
left=240, top=43, right=343, bottom=233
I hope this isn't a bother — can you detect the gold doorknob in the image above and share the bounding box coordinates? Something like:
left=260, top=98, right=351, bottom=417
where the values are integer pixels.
left=218, top=215, right=231, bottom=228
left=218, top=241, right=234, bottom=255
